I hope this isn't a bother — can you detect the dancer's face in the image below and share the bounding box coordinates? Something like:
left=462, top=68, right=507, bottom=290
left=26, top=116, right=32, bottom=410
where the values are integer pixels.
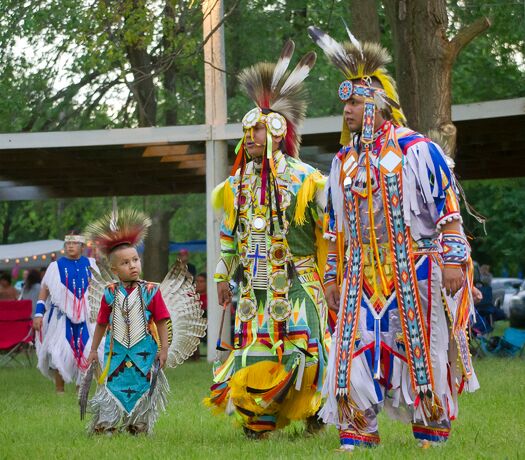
left=343, top=95, right=366, bottom=133
left=64, top=241, right=82, bottom=259
left=110, top=246, right=142, bottom=283
left=244, top=122, right=283, bottom=160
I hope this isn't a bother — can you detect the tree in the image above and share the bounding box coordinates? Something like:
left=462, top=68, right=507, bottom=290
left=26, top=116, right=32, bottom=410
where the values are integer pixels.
left=1, top=0, right=523, bottom=278
left=381, top=1, right=489, bottom=153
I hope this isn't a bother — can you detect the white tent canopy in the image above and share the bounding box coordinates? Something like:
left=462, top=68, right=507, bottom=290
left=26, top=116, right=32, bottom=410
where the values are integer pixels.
left=0, top=240, right=65, bottom=270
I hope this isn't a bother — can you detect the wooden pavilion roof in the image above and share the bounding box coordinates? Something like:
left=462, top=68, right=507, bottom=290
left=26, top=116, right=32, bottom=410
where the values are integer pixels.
left=0, top=98, right=523, bottom=200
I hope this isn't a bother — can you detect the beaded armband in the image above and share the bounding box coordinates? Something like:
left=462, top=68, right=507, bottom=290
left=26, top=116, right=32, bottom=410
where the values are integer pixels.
left=324, top=251, right=337, bottom=286
left=34, top=300, right=46, bottom=317
left=214, top=257, right=232, bottom=283
left=441, top=231, right=470, bottom=267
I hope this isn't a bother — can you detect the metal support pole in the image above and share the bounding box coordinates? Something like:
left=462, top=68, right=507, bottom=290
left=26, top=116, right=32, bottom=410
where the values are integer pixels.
left=203, top=0, right=230, bottom=362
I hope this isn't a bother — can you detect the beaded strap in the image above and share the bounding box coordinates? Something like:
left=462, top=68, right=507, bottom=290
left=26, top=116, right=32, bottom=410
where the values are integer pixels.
left=324, top=251, right=337, bottom=286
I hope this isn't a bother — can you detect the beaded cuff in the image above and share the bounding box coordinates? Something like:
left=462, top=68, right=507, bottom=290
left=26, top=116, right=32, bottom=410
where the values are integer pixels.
left=441, top=231, right=469, bottom=266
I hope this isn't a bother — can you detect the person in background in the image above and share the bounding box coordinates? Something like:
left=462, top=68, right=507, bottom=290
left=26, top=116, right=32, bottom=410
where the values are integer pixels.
left=0, top=272, right=19, bottom=300
left=195, top=272, right=207, bottom=316
left=179, top=249, right=197, bottom=278
left=32, top=231, right=99, bottom=393
left=480, top=264, right=493, bottom=287
left=19, top=269, right=42, bottom=316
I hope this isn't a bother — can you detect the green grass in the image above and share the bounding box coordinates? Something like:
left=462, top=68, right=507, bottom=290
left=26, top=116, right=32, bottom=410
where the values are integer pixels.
left=0, top=354, right=524, bottom=460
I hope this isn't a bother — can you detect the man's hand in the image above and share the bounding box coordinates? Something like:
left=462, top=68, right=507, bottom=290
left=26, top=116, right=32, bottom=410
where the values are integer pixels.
left=442, top=265, right=465, bottom=297
left=86, top=349, right=98, bottom=366
left=156, top=348, right=168, bottom=369
left=325, top=283, right=340, bottom=313
left=217, top=281, right=232, bottom=309
left=32, top=317, right=43, bottom=331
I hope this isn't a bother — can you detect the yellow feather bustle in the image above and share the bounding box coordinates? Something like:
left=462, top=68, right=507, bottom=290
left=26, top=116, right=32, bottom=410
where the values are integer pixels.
left=226, top=361, right=320, bottom=427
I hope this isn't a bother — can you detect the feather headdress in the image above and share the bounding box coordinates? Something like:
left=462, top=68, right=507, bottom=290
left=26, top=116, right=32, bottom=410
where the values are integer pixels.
left=237, top=39, right=316, bottom=158
left=308, top=26, right=406, bottom=145
left=84, top=208, right=151, bottom=257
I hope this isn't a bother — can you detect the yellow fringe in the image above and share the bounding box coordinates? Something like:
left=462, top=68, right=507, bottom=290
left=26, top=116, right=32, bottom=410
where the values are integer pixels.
left=98, top=336, right=113, bottom=385
left=211, top=181, right=225, bottom=210
left=294, top=171, right=326, bottom=225
left=212, top=179, right=236, bottom=230
left=149, top=320, right=161, bottom=348
left=315, top=226, right=328, bottom=279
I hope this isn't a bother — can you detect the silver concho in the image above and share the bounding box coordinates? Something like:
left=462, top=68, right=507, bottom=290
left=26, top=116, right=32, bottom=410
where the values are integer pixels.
left=268, top=298, right=292, bottom=322
left=269, top=270, right=289, bottom=295
left=238, top=297, right=257, bottom=322
left=252, top=215, right=266, bottom=232
left=242, top=107, right=261, bottom=129
left=266, top=112, right=287, bottom=137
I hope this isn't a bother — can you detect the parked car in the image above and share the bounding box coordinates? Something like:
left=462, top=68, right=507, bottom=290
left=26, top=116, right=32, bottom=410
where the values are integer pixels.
left=507, top=281, right=525, bottom=321
left=492, top=278, right=522, bottom=306
left=492, top=277, right=523, bottom=317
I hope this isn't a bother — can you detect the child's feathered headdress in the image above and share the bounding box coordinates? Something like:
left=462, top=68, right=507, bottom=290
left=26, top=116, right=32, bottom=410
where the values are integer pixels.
left=308, top=25, right=406, bottom=145
left=84, top=208, right=151, bottom=257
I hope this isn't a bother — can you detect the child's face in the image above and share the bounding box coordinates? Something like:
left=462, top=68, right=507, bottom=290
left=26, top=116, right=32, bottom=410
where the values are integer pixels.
left=64, top=241, right=83, bottom=259
left=110, top=247, right=142, bottom=282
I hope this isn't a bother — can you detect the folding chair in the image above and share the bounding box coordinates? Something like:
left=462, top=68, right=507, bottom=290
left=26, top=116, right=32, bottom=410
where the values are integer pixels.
left=0, top=300, right=34, bottom=366
left=469, top=309, right=494, bottom=358
left=480, top=327, right=525, bottom=358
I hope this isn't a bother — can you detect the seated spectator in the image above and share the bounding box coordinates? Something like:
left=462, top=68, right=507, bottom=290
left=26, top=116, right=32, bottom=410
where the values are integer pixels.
left=19, top=269, right=42, bottom=316
left=0, top=272, right=19, bottom=300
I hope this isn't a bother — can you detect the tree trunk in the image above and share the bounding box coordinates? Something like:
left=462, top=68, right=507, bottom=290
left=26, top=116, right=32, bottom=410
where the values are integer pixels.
left=142, top=199, right=179, bottom=282
left=383, top=0, right=489, bottom=155
left=348, top=0, right=381, bottom=43
left=162, top=0, right=179, bottom=126
left=2, top=203, right=15, bottom=244
left=126, top=44, right=157, bottom=127
left=124, top=0, right=157, bottom=127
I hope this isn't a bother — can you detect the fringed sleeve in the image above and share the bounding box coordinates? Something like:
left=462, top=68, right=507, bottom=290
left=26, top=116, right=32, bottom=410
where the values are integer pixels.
left=402, top=140, right=462, bottom=237
left=325, top=153, right=347, bottom=237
